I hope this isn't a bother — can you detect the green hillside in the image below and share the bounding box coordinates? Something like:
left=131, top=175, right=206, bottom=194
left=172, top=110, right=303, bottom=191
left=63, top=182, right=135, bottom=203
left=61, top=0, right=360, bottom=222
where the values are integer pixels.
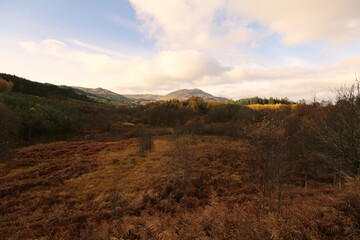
left=0, top=73, right=90, bottom=101
left=0, top=74, right=129, bottom=144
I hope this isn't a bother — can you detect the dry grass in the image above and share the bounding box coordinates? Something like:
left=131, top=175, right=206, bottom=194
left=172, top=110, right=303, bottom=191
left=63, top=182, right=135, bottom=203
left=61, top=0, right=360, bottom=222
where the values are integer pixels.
left=0, top=135, right=359, bottom=239
left=248, top=104, right=297, bottom=111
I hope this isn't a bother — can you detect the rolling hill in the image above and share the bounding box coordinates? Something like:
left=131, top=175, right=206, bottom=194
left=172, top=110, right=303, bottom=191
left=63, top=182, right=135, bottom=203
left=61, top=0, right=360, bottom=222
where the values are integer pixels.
left=160, top=88, right=227, bottom=101
left=72, top=87, right=136, bottom=105
left=122, top=94, right=162, bottom=101
left=124, top=88, right=227, bottom=102
left=0, top=73, right=89, bottom=101
left=1, top=73, right=227, bottom=105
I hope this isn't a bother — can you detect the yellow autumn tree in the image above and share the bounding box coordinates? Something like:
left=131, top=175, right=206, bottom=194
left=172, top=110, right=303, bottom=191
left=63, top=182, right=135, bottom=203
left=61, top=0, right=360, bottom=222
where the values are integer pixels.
left=0, top=78, right=13, bottom=92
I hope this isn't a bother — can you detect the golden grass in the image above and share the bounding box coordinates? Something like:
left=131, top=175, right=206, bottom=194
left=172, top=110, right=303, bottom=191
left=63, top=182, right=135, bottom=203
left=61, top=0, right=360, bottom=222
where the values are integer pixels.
left=62, top=138, right=169, bottom=205
left=248, top=103, right=297, bottom=111
left=1, top=135, right=359, bottom=239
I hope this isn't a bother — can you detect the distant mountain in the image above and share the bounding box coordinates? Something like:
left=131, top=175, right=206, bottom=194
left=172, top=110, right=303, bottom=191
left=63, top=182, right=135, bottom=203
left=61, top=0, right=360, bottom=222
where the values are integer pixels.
left=123, top=94, right=162, bottom=101
left=72, top=87, right=136, bottom=105
left=0, top=73, right=227, bottom=106
left=73, top=87, right=227, bottom=105
left=123, top=88, right=227, bottom=102
left=161, top=88, right=227, bottom=102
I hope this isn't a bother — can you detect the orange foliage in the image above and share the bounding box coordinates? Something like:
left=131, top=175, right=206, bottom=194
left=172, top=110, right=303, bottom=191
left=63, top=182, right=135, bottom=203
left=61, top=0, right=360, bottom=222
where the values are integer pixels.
left=206, top=100, right=223, bottom=108
left=0, top=77, right=13, bottom=92
left=247, top=103, right=297, bottom=111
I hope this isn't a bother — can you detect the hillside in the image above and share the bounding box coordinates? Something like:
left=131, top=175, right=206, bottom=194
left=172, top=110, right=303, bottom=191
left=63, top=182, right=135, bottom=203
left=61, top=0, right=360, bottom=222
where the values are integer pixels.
left=0, top=73, right=89, bottom=101
left=123, top=94, right=162, bottom=101
left=161, top=88, right=227, bottom=101
left=72, top=87, right=136, bottom=105
left=0, top=74, right=132, bottom=144
left=124, top=88, right=228, bottom=102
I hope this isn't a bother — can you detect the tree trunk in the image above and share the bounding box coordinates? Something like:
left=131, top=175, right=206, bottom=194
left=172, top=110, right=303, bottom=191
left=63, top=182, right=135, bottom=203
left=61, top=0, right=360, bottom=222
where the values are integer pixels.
left=314, top=164, right=317, bottom=188
left=277, top=168, right=281, bottom=214
left=338, top=161, right=342, bottom=189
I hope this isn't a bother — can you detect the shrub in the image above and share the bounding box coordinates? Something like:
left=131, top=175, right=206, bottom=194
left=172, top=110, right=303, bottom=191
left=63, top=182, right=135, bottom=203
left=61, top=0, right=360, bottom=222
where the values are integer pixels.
left=139, top=127, right=153, bottom=153
left=0, top=77, right=13, bottom=92
left=167, top=134, right=196, bottom=180
left=0, top=103, right=19, bottom=160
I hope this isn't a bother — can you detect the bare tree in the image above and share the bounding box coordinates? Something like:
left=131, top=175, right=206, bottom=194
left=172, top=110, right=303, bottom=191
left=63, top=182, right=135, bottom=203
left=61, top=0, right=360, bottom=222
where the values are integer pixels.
left=249, top=118, right=287, bottom=212
left=138, top=127, right=153, bottom=153
left=310, top=79, right=360, bottom=188
left=167, top=134, right=195, bottom=181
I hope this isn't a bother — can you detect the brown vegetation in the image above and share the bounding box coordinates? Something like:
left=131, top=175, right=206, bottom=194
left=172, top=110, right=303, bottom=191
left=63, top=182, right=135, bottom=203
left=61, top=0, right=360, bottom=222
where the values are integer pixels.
left=1, top=79, right=360, bottom=239
left=0, top=135, right=359, bottom=239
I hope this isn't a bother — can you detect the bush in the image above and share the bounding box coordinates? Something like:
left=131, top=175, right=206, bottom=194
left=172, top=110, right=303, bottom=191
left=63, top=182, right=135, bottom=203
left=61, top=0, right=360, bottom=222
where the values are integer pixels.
left=138, top=127, right=153, bottom=153
left=167, top=134, right=196, bottom=180
left=0, top=78, right=13, bottom=92
left=0, top=104, right=19, bottom=159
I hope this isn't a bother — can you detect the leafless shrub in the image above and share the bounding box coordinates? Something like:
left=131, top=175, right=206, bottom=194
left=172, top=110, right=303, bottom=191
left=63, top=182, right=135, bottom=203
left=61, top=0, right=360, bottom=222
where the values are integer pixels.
left=167, top=134, right=196, bottom=181
left=138, top=127, right=153, bottom=153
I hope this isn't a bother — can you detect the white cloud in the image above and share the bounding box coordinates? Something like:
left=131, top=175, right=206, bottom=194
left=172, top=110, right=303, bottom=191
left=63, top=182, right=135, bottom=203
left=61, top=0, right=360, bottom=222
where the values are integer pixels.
left=41, top=39, right=66, bottom=51
left=227, top=0, right=360, bottom=45
left=18, top=39, right=226, bottom=90
left=17, top=38, right=360, bottom=101
left=19, top=41, right=36, bottom=52
left=5, top=1, right=360, bottom=103
left=129, top=0, right=360, bottom=51
left=129, top=0, right=256, bottom=52
left=69, top=39, right=133, bottom=59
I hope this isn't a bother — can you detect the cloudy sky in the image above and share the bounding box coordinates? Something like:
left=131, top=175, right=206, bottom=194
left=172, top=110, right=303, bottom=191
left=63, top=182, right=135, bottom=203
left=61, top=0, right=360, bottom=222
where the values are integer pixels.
left=1, top=0, right=360, bottom=101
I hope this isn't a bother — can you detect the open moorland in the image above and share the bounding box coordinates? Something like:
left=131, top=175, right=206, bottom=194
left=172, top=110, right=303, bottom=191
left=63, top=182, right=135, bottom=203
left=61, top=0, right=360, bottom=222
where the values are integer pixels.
left=1, top=74, right=360, bottom=239
left=1, top=133, right=360, bottom=239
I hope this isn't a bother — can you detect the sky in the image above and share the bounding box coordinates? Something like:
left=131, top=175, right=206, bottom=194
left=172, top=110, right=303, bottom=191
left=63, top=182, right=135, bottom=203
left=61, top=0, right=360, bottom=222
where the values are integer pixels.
left=1, top=0, right=360, bottom=101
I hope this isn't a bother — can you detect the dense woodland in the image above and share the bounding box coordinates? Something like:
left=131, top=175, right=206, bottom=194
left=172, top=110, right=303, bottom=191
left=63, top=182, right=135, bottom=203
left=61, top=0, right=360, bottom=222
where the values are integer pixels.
left=0, top=74, right=360, bottom=239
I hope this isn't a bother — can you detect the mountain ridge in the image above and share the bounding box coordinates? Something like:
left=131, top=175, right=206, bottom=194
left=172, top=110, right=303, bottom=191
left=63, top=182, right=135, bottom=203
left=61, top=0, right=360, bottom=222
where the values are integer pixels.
left=124, top=88, right=227, bottom=102
left=159, top=88, right=227, bottom=102
left=71, top=86, right=136, bottom=105
left=1, top=73, right=228, bottom=104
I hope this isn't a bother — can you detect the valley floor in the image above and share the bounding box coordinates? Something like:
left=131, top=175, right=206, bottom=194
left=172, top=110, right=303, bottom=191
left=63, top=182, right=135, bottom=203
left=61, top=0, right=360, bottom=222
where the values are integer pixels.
left=0, top=134, right=359, bottom=239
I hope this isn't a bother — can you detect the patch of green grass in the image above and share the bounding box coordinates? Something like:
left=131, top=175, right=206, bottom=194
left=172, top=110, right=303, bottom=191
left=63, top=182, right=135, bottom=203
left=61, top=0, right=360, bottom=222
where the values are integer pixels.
left=9, top=166, right=36, bottom=174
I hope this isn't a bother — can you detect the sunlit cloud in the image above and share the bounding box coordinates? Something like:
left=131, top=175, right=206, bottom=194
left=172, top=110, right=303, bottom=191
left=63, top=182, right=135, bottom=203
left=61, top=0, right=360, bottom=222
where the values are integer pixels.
left=17, top=38, right=360, bottom=101
left=68, top=39, right=133, bottom=59
left=19, top=42, right=36, bottom=52
left=227, top=0, right=360, bottom=45
left=130, top=0, right=360, bottom=50
left=3, top=0, right=360, bottom=100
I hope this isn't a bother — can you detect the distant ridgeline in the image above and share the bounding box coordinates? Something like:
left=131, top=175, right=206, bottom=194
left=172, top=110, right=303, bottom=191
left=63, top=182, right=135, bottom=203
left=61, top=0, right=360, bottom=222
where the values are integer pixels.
left=235, top=96, right=296, bottom=105
left=0, top=73, right=90, bottom=101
